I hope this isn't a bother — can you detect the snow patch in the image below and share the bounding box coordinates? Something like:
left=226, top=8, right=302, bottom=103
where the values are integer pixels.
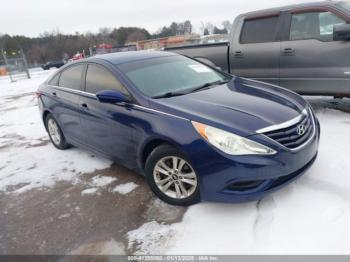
left=127, top=221, right=175, bottom=255
left=81, top=188, right=99, bottom=196
left=58, top=213, right=71, bottom=219
left=0, top=69, right=112, bottom=194
left=112, top=182, right=138, bottom=195
left=90, top=175, right=117, bottom=187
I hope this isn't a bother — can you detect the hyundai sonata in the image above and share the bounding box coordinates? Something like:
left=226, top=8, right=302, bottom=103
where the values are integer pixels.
left=37, top=51, right=320, bottom=205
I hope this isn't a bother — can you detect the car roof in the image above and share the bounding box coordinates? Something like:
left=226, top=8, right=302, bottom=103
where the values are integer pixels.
left=87, top=50, right=178, bottom=65
left=240, top=1, right=342, bottom=17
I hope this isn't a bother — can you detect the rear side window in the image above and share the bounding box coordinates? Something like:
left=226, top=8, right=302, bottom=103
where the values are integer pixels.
left=85, top=64, right=128, bottom=95
left=58, top=64, right=84, bottom=90
left=49, top=73, right=60, bottom=86
left=240, top=16, right=279, bottom=44
left=290, top=11, right=345, bottom=41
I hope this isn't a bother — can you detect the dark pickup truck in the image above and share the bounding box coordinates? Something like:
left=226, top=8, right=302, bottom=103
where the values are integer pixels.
left=166, top=1, right=350, bottom=97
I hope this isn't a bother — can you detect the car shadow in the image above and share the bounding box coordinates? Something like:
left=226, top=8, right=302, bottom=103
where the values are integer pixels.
left=306, top=97, right=350, bottom=113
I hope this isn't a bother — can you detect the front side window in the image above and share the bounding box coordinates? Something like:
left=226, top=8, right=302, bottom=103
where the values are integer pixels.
left=59, top=64, right=84, bottom=90
left=290, top=11, right=345, bottom=41
left=240, top=16, right=279, bottom=44
left=85, top=64, right=127, bottom=95
left=118, top=56, right=229, bottom=98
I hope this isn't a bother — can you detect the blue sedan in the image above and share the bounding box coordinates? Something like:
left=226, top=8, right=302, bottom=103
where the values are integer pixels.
left=37, top=51, right=320, bottom=205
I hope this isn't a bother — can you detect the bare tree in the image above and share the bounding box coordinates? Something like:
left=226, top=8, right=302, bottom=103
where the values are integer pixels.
left=27, top=44, right=48, bottom=64
left=126, top=31, right=148, bottom=43
left=206, top=22, right=215, bottom=35
left=0, top=33, right=4, bottom=49
left=184, top=20, right=192, bottom=34
left=98, top=27, right=113, bottom=43
left=200, top=22, right=215, bottom=35
left=199, top=22, right=206, bottom=35
left=221, top=20, right=232, bottom=34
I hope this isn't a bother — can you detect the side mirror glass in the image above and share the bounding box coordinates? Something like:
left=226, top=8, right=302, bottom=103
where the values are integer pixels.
left=96, top=90, right=129, bottom=104
left=333, top=24, right=350, bottom=41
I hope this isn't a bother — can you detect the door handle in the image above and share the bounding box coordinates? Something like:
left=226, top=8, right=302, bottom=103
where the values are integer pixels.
left=52, top=92, right=57, bottom=96
left=81, top=103, right=88, bottom=109
left=282, top=48, right=295, bottom=55
left=234, top=51, right=244, bottom=58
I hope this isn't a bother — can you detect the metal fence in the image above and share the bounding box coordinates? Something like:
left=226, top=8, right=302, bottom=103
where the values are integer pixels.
left=1, top=49, right=30, bottom=82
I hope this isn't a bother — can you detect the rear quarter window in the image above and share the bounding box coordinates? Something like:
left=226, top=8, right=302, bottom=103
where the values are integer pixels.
left=48, top=73, right=60, bottom=86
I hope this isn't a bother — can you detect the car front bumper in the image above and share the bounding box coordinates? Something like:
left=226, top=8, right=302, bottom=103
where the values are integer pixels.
left=189, top=117, right=320, bottom=203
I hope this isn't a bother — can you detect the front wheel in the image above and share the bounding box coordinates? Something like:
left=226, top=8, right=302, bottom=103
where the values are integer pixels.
left=145, top=144, right=200, bottom=206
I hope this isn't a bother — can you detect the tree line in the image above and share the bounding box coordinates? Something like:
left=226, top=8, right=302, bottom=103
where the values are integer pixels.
left=0, top=20, right=231, bottom=65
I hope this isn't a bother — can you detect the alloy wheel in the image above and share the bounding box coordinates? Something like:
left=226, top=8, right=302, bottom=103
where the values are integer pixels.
left=153, top=156, right=198, bottom=199
left=47, top=118, right=61, bottom=145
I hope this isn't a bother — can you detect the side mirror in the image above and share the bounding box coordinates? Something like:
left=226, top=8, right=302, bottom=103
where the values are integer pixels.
left=333, top=24, right=350, bottom=41
left=96, top=90, right=129, bottom=104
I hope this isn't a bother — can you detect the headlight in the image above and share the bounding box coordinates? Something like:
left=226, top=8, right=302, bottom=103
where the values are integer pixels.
left=192, top=121, right=276, bottom=155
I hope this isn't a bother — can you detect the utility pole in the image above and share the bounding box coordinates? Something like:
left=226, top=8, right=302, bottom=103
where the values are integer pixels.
left=20, top=49, right=30, bottom=79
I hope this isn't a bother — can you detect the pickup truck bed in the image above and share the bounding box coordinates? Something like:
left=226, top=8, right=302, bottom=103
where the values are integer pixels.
left=165, top=42, right=230, bottom=73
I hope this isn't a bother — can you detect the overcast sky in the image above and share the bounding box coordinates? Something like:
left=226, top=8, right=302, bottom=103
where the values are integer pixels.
left=1, top=0, right=317, bottom=37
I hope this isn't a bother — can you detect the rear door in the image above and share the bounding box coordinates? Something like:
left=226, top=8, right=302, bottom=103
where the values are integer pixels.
left=230, top=13, right=283, bottom=85
left=79, top=63, right=136, bottom=164
left=279, top=8, right=350, bottom=95
left=54, top=64, right=85, bottom=144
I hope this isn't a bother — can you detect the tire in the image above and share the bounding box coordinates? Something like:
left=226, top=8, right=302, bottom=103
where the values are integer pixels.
left=145, top=144, right=200, bottom=206
left=45, top=113, right=69, bottom=150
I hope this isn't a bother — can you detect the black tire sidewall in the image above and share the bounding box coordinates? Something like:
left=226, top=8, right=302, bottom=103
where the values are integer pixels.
left=45, top=114, right=68, bottom=150
left=145, top=144, right=200, bottom=206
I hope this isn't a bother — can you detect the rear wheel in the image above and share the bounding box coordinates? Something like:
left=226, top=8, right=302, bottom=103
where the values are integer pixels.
left=45, top=114, right=69, bottom=150
left=145, top=144, right=200, bottom=206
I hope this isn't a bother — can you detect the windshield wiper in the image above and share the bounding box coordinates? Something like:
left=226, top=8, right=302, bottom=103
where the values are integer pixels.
left=189, top=79, right=231, bottom=93
left=152, top=91, right=188, bottom=99
left=152, top=79, right=231, bottom=99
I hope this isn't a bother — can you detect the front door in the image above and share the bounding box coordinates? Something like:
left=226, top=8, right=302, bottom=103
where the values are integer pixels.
left=279, top=9, right=350, bottom=95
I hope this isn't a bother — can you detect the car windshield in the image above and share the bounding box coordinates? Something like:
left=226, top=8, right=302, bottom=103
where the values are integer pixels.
left=118, top=55, right=230, bottom=98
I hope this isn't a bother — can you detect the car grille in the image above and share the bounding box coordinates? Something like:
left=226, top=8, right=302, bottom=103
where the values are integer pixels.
left=263, top=109, right=314, bottom=149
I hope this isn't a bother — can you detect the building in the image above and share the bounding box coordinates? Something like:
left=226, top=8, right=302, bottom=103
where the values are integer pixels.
left=91, top=44, right=137, bottom=56
left=0, top=66, right=7, bottom=76
left=135, top=34, right=200, bottom=50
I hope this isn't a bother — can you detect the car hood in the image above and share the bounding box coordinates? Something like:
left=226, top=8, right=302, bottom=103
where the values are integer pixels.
left=150, top=77, right=308, bottom=137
